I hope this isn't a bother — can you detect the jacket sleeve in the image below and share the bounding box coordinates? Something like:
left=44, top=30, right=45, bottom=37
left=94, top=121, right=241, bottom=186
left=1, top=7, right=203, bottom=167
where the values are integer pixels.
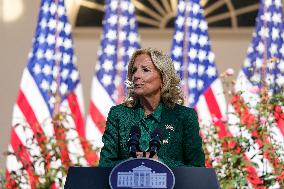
left=183, top=108, right=205, bottom=167
left=99, top=107, right=123, bottom=167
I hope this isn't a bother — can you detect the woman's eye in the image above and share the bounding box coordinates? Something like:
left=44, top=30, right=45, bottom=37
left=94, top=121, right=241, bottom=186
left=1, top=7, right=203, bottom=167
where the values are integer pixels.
left=131, top=68, right=137, bottom=73
left=143, top=68, right=150, bottom=72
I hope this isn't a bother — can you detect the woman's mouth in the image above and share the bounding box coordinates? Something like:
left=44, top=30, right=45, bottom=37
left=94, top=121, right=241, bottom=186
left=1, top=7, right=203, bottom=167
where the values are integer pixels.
left=134, top=83, right=144, bottom=88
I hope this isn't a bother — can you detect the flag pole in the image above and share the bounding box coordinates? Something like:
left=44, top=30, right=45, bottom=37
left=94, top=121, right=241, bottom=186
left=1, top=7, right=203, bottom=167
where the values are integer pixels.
left=52, top=0, right=72, bottom=168
left=261, top=0, right=268, bottom=91
left=182, top=0, right=190, bottom=106
left=115, top=0, right=125, bottom=104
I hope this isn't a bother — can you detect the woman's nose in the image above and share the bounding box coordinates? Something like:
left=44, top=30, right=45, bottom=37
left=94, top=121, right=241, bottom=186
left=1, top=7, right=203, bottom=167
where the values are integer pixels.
left=133, top=70, right=141, bottom=79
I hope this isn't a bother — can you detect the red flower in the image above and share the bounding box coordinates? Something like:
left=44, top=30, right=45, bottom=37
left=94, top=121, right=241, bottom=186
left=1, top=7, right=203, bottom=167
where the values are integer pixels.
left=274, top=112, right=280, bottom=120
left=274, top=105, right=282, bottom=113
left=276, top=172, right=284, bottom=181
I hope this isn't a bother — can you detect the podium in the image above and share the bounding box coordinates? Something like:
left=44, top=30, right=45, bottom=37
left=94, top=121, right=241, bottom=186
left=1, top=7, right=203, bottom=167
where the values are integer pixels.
left=64, top=167, right=220, bottom=189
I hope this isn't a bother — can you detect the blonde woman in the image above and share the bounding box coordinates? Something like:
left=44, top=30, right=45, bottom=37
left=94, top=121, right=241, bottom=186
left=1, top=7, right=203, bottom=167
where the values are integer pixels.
left=99, top=48, right=205, bottom=168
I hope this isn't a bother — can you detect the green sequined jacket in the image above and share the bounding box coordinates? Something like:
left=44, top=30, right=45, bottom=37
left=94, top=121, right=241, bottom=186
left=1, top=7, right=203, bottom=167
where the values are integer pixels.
left=99, top=103, right=205, bottom=168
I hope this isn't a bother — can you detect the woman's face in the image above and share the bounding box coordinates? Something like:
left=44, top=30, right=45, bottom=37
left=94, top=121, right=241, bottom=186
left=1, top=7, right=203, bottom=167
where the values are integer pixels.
left=131, top=53, right=162, bottom=98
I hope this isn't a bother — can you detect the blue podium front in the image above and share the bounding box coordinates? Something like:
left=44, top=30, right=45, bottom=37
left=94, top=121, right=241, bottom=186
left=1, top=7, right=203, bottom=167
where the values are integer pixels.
left=64, top=159, right=220, bottom=189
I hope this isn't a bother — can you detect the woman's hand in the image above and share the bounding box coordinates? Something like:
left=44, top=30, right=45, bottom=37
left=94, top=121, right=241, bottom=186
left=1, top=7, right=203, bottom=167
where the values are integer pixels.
left=136, top=151, right=158, bottom=160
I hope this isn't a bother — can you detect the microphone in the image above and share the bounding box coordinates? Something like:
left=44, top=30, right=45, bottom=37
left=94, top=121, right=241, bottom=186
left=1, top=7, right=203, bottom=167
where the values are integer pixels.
left=148, top=128, right=162, bottom=158
left=127, top=126, right=141, bottom=158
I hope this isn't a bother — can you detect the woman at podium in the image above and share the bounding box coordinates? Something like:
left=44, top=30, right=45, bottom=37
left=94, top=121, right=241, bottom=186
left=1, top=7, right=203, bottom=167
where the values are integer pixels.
left=99, top=48, right=205, bottom=168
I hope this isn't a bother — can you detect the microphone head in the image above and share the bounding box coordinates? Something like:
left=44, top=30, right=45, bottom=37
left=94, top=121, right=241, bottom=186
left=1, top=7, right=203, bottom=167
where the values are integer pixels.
left=128, top=126, right=141, bottom=158
left=129, top=126, right=141, bottom=138
left=148, top=128, right=162, bottom=158
left=151, top=127, right=162, bottom=139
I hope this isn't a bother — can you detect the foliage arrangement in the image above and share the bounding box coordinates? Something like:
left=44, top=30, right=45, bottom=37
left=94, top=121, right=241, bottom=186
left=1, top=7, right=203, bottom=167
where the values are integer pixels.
left=202, top=67, right=284, bottom=188
left=2, top=112, right=98, bottom=189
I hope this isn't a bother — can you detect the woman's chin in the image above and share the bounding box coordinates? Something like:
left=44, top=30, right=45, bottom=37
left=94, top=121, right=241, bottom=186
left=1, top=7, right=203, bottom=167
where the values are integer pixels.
left=133, top=90, right=144, bottom=97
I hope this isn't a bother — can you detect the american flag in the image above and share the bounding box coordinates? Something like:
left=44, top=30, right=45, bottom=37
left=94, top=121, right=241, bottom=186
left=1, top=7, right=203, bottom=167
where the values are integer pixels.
left=228, top=0, right=284, bottom=187
left=171, top=0, right=226, bottom=137
left=5, top=0, right=95, bottom=188
left=171, top=0, right=265, bottom=187
left=85, top=0, right=140, bottom=156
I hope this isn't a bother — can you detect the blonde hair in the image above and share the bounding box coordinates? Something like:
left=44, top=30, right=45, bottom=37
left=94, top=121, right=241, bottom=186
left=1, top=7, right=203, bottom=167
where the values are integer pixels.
left=124, top=48, right=184, bottom=108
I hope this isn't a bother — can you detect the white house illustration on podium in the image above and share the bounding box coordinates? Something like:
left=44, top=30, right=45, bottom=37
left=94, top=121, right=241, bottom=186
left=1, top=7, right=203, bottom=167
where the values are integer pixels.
left=117, top=162, right=167, bottom=188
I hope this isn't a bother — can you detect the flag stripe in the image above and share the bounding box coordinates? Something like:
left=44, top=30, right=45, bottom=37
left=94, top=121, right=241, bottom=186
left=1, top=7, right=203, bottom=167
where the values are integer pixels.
left=17, top=90, right=47, bottom=145
left=58, top=99, right=90, bottom=166
left=276, top=118, right=284, bottom=136
left=274, top=106, right=284, bottom=137
left=67, top=92, right=85, bottom=137
left=5, top=170, right=15, bottom=189
left=85, top=116, right=104, bottom=150
left=67, top=92, right=99, bottom=164
left=5, top=159, right=32, bottom=189
left=91, top=78, right=115, bottom=118
left=210, top=79, right=227, bottom=116
left=20, top=69, right=52, bottom=127
left=203, top=88, right=227, bottom=137
left=10, top=129, right=38, bottom=188
left=89, top=101, right=106, bottom=134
